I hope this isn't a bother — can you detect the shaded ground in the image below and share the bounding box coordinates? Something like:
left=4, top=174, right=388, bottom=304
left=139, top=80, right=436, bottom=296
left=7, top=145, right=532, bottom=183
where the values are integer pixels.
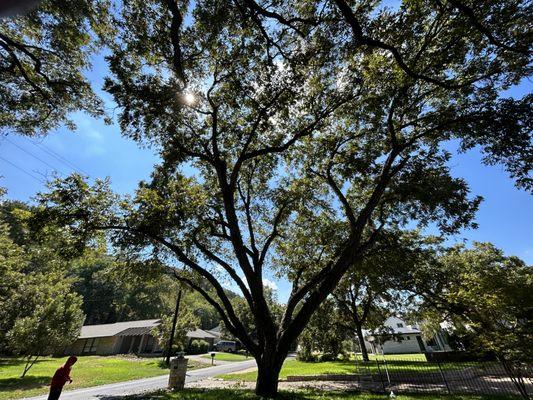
left=97, top=387, right=521, bottom=400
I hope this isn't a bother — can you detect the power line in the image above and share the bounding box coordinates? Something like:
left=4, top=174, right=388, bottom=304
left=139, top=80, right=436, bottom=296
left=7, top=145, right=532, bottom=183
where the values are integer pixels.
left=0, top=156, right=46, bottom=184
left=24, top=137, right=90, bottom=177
left=4, top=137, right=66, bottom=176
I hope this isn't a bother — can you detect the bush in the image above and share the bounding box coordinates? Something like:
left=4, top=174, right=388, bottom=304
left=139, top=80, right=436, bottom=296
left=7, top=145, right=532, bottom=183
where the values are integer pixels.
left=317, top=353, right=337, bottom=362
left=188, top=339, right=210, bottom=355
left=237, top=349, right=250, bottom=357
left=297, top=345, right=315, bottom=362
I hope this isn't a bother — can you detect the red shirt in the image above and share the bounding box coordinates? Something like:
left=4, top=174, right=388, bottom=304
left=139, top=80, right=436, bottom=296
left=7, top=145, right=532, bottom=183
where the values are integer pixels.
left=50, top=365, right=71, bottom=388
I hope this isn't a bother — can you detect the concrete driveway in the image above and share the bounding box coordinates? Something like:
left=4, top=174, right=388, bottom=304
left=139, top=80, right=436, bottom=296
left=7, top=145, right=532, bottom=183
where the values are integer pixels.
left=23, top=359, right=257, bottom=400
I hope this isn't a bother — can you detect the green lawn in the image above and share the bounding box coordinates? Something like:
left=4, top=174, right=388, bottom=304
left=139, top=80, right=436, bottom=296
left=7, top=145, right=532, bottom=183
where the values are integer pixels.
left=219, top=359, right=357, bottom=381
left=218, top=354, right=483, bottom=381
left=116, top=388, right=519, bottom=400
left=200, top=352, right=250, bottom=362
left=0, top=356, right=203, bottom=400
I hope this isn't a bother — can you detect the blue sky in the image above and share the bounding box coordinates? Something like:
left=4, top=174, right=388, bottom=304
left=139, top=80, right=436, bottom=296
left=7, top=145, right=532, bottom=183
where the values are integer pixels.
left=0, top=54, right=531, bottom=303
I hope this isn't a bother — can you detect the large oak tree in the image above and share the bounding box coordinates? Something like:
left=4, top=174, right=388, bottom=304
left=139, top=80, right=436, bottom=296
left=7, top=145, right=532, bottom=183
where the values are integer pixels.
left=27, top=0, right=531, bottom=396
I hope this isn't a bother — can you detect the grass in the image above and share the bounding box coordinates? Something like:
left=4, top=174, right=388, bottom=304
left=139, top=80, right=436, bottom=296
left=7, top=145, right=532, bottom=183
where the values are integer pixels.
left=105, top=388, right=520, bottom=400
left=217, top=354, right=485, bottom=381
left=0, top=355, right=204, bottom=400
left=218, top=359, right=356, bottom=381
left=200, top=352, right=251, bottom=362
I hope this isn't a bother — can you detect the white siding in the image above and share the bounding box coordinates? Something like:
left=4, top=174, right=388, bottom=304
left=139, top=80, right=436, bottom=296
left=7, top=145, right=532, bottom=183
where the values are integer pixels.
left=380, top=335, right=423, bottom=354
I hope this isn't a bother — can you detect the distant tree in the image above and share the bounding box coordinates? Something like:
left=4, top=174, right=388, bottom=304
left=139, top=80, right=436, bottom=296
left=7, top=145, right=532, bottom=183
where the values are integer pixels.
left=298, top=298, right=348, bottom=361
left=333, top=230, right=437, bottom=361
left=406, top=242, right=533, bottom=361
left=6, top=271, right=84, bottom=377
left=0, top=198, right=84, bottom=376
left=0, top=0, right=112, bottom=135
left=151, top=305, right=199, bottom=355
left=333, top=271, right=391, bottom=362
left=0, top=221, right=27, bottom=353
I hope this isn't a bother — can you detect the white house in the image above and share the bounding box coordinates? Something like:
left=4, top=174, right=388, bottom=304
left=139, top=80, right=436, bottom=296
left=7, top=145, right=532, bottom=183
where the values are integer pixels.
left=363, top=316, right=451, bottom=354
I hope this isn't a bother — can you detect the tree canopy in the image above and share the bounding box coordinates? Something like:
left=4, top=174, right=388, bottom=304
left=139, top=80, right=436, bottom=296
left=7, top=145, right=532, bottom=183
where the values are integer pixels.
left=18, top=0, right=533, bottom=396
left=405, top=242, right=533, bottom=362
left=0, top=0, right=112, bottom=135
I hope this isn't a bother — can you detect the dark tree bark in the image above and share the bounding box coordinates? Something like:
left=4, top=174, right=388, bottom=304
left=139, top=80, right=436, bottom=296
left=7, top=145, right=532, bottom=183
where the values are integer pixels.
left=355, top=324, right=369, bottom=362
left=255, top=348, right=287, bottom=398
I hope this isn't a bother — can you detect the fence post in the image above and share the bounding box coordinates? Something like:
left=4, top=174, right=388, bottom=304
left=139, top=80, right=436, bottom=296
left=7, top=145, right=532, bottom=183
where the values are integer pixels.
left=375, top=359, right=386, bottom=393
left=437, top=361, right=451, bottom=394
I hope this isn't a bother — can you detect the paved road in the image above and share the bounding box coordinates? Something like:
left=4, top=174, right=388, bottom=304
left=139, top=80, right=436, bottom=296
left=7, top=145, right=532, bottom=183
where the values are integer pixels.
left=23, top=359, right=257, bottom=400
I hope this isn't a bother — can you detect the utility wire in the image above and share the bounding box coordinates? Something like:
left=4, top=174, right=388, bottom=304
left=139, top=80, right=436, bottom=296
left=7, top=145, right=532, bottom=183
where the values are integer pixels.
left=24, top=137, right=90, bottom=177
left=0, top=156, right=46, bottom=184
left=4, top=137, right=66, bottom=176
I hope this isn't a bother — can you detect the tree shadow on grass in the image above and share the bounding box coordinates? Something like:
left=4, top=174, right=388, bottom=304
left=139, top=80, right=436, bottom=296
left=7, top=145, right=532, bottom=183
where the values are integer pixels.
left=0, top=376, right=50, bottom=394
left=97, top=388, right=368, bottom=400
left=97, top=388, right=522, bottom=400
left=0, top=357, right=50, bottom=368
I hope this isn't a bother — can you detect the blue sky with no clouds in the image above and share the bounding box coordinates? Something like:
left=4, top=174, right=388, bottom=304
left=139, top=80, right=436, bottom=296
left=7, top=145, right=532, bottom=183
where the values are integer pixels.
left=1, top=54, right=532, bottom=303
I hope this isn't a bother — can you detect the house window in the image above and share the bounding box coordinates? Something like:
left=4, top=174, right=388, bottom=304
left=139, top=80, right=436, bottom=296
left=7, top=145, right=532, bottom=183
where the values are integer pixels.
left=82, top=338, right=99, bottom=355
left=397, top=323, right=404, bottom=328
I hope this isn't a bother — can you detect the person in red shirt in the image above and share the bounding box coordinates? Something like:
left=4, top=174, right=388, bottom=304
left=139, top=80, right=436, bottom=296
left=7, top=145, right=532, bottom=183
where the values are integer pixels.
left=48, top=356, right=77, bottom=400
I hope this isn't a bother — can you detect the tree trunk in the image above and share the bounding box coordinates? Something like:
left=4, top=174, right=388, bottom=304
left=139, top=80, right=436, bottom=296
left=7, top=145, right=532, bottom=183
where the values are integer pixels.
left=20, top=355, right=39, bottom=378
left=255, top=351, right=285, bottom=398
left=355, top=325, right=369, bottom=362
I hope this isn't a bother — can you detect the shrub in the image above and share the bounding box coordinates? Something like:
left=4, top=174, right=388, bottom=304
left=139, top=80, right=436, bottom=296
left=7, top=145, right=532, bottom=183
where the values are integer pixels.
left=317, top=353, right=337, bottom=362
left=188, top=339, right=210, bottom=355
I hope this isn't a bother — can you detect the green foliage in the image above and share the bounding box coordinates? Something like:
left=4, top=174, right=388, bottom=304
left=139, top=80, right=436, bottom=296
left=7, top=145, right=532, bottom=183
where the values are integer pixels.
left=151, top=306, right=200, bottom=355
left=407, top=242, right=533, bottom=361
left=0, top=0, right=114, bottom=135
left=298, top=298, right=347, bottom=360
left=188, top=339, right=209, bottom=355
left=0, top=212, right=84, bottom=376
left=6, top=271, right=84, bottom=359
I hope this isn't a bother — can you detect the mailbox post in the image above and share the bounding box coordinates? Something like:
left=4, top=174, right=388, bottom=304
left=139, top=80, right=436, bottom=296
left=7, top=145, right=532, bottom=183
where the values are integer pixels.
left=210, top=352, right=216, bottom=365
left=168, top=354, right=188, bottom=390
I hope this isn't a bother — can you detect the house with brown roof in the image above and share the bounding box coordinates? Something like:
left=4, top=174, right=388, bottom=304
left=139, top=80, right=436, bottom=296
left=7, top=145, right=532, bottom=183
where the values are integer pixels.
left=66, top=319, right=221, bottom=356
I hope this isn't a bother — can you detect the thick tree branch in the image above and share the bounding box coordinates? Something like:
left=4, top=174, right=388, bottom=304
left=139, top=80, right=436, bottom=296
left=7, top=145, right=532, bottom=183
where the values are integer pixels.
left=93, top=223, right=248, bottom=339
left=240, top=0, right=316, bottom=36
left=191, top=235, right=254, bottom=307
left=170, top=270, right=259, bottom=355
left=237, top=179, right=260, bottom=263
left=164, top=0, right=187, bottom=86
left=332, top=0, right=499, bottom=89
